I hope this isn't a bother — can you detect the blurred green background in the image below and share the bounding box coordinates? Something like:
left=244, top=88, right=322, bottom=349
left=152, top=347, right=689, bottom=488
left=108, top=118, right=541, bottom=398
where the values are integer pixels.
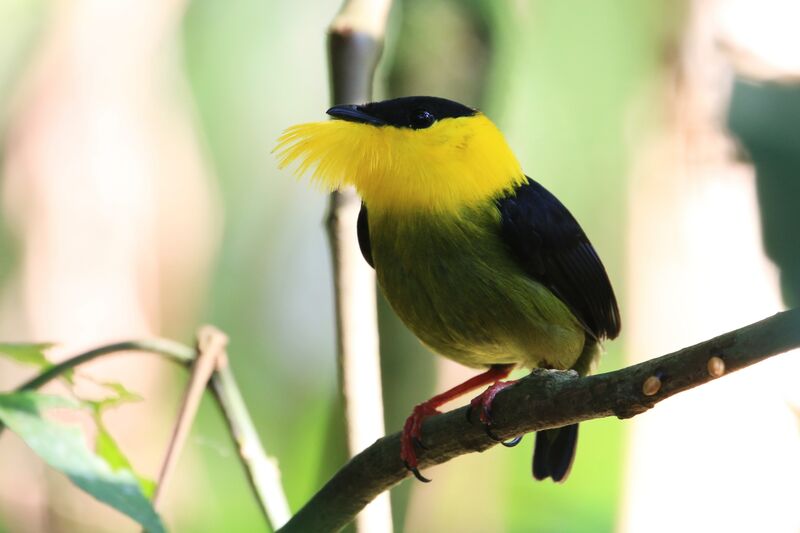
left=1, top=0, right=797, bottom=531
left=181, top=1, right=668, bottom=530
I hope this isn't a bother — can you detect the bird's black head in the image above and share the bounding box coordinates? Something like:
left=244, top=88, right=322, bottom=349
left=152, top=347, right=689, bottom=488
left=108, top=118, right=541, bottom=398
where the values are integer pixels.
left=326, top=96, right=477, bottom=130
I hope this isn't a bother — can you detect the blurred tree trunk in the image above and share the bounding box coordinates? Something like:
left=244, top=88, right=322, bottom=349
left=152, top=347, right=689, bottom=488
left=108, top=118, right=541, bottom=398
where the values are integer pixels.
left=621, top=1, right=800, bottom=531
left=0, top=1, right=219, bottom=531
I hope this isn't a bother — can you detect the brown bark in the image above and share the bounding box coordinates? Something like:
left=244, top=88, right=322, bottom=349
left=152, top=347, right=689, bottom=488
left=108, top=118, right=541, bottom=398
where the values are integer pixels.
left=279, top=309, right=800, bottom=533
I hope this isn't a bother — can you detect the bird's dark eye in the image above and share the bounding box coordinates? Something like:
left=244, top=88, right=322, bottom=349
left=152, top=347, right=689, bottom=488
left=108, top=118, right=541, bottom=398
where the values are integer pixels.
left=410, top=109, right=435, bottom=129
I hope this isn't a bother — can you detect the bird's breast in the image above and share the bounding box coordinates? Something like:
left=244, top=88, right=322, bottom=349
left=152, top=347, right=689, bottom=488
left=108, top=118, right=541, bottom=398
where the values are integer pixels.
left=367, top=205, right=585, bottom=369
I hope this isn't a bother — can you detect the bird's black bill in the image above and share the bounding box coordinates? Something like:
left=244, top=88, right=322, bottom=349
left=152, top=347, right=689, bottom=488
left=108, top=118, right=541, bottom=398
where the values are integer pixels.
left=326, top=104, right=386, bottom=126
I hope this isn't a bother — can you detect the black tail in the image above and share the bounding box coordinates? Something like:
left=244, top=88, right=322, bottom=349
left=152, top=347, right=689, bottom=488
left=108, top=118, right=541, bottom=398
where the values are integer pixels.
left=532, top=424, right=579, bottom=482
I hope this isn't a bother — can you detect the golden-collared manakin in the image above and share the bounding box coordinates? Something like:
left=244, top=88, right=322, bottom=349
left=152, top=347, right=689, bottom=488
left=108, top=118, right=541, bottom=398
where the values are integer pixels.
left=275, top=96, right=620, bottom=483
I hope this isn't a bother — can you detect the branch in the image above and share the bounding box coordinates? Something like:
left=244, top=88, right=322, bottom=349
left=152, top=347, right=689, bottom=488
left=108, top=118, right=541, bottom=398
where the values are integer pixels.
left=152, top=327, right=227, bottom=508
left=3, top=336, right=290, bottom=530
left=0, top=340, right=191, bottom=440
left=209, top=346, right=291, bottom=529
left=278, top=308, right=800, bottom=533
left=17, top=339, right=195, bottom=392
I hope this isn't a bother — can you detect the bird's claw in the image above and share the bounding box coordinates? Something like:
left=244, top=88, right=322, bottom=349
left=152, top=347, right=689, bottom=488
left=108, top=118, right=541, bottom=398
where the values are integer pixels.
left=468, top=380, right=522, bottom=446
left=400, top=403, right=440, bottom=483
left=501, top=435, right=523, bottom=447
left=484, top=424, right=502, bottom=441
left=403, top=460, right=432, bottom=483
left=484, top=424, right=522, bottom=447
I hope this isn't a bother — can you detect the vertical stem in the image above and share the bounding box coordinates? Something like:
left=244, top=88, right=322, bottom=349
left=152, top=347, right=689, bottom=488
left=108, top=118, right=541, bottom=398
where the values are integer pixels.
left=210, top=360, right=291, bottom=530
left=152, top=327, right=224, bottom=508
left=326, top=1, right=393, bottom=532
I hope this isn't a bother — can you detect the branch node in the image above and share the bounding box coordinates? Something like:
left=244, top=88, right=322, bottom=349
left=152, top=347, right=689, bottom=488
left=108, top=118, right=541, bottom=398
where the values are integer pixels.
left=642, top=375, right=662, bottom=396
left=197, top=324, right=229, bottom=353
left=707, top=356, right=725, bottom=378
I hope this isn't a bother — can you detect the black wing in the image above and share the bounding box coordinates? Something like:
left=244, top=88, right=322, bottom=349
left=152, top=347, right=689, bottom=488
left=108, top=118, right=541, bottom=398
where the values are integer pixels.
left=497, top=177, right=621, bottom=340
left=357, top=203, right=374, bottom=268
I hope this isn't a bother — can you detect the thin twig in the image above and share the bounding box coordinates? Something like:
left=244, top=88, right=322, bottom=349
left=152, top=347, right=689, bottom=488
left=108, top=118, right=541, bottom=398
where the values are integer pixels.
left=152, top=326, right=227, bottom=508
left=17, top=339, right=196, bottom=392
left=278, top=308, right=800, bottom=533
left=210, top=358, right=291, bottom=529
left=0, top=339, right=195, bottom=437
left=2, top=335, right=289, bottom=530
left=326, top=0, right=394, bottom=532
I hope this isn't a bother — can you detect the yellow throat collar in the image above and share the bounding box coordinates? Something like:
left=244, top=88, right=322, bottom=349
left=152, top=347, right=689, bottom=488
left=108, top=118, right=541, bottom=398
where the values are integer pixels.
left=275, top=113, right=525, bottom=214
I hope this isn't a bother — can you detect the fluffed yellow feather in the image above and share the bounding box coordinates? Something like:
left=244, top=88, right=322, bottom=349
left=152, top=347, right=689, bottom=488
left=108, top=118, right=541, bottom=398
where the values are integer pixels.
left=274, top=114, right=525, bottom=214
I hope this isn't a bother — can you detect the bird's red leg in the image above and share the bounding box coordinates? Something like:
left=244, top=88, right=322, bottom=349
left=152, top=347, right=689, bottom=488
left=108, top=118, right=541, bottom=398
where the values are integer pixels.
left=401, top=363, right=514, bottom=482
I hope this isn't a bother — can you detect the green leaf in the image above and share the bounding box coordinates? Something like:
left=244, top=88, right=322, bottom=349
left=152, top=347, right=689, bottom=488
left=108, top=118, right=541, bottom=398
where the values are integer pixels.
left=94, top=414, right=156, bottom=499
left=0, top=342, right=74, bottom=383
left=0, top=392, right=165, bottom=532
left=93, top=380, right=144, bottom=410
left=78, top=377, right=144, bottom=413
left=0, top=343, right=54, bottom=369
left=77, top=378, right=154, bottom=497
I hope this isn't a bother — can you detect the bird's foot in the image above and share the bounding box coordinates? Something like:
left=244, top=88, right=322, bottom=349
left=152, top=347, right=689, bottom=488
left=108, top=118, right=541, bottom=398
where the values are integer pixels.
left=400, top=402, right=441, bottom=482
left=399, top=364, right=516, bottom=482
left=467, top=380, right=522, bottom=447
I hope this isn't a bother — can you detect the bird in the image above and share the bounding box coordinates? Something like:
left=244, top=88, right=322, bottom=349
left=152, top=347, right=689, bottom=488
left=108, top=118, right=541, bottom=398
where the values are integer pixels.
left=275, top=96, right=620, bottom=483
